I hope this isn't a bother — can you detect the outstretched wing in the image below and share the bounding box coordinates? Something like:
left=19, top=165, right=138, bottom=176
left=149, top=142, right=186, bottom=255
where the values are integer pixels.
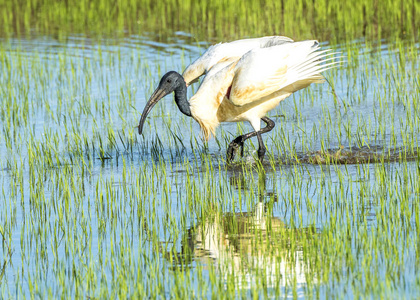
left=182, top=36, right=294, bottom=85
left=228, top=40, right=339, bottom=106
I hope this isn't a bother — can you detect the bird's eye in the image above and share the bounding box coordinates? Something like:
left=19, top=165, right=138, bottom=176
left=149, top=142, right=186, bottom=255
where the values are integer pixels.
left=167, top=79, right=172, bottom=83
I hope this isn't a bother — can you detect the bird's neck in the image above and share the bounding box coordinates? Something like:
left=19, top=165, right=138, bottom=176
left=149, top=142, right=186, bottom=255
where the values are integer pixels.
left=174, top=83, right=191, bottom=117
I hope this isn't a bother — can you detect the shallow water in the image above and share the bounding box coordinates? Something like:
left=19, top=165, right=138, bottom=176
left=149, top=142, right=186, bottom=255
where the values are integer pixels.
left=0, top=33, right=419, bottom=298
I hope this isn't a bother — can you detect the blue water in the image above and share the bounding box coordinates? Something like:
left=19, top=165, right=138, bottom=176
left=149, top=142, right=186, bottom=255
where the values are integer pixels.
left=0, top=34, right=419, bottom=298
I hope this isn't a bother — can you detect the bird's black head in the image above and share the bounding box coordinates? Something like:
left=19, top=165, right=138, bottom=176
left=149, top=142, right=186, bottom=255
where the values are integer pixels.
left=138, top=71, right=186, bottom=135
left=158, top=71, right=185, bottom=92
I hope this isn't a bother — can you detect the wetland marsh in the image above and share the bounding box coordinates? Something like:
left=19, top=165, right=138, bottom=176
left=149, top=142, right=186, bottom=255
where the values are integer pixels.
left=0, top=0, right=420, bottom=298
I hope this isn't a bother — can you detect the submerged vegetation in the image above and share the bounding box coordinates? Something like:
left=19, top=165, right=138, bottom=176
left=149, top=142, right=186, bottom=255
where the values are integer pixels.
left=0, top=0, right=419, bottom=298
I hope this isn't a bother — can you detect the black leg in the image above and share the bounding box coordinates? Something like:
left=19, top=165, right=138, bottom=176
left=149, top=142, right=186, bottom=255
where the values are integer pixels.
left=256, top=131, right=266, bottom=161
left=227, top=117, right=275, bottom=163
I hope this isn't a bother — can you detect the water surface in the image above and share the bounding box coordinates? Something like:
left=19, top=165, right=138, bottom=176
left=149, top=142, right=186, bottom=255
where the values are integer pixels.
left=0, top=33, right=419, bottom=298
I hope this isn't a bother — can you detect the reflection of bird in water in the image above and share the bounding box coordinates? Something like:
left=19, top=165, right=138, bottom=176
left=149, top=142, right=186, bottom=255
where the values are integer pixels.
left=193, top=202, right=315, bottom=291
left=138, top=37, right=339, bottom=162
left=161, top=180, right=316, bottom=293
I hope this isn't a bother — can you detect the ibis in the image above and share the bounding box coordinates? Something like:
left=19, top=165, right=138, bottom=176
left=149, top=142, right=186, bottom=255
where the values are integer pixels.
left=138, top=37, right=339, bottom=162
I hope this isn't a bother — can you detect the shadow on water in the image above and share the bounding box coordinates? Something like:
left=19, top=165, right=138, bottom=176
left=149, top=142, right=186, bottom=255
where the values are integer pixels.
left=225, top=145, right=419, bottom=170
left=159, top=171, right=317, bottom=294
left=296, top=145, right=419, bottom=165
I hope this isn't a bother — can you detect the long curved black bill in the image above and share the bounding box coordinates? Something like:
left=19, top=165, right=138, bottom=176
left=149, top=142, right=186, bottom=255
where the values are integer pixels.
left=138, top=88, right=168, bottom=135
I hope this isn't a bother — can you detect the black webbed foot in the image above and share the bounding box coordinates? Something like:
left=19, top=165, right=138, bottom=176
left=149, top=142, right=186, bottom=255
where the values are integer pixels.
left=257, top=147, right=266, bottom=162
left=227, top=136, right=244, bottom=163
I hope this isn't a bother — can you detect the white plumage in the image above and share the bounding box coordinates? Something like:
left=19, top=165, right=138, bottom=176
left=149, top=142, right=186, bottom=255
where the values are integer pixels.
left=138, top=36, right=340, bottom=162
left=189, top=40, right=338, bottom=138
left=183, top=36, right=294, bottom=86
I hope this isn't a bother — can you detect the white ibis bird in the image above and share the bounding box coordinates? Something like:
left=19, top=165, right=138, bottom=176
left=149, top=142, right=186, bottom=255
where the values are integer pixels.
left=138, top=37, right=338, bottom=162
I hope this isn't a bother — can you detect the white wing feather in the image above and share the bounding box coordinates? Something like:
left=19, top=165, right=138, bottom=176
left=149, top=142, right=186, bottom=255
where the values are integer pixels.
left=182, top=36, right=294, bottom=85
left=229, top=40, right=340, bottom=106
